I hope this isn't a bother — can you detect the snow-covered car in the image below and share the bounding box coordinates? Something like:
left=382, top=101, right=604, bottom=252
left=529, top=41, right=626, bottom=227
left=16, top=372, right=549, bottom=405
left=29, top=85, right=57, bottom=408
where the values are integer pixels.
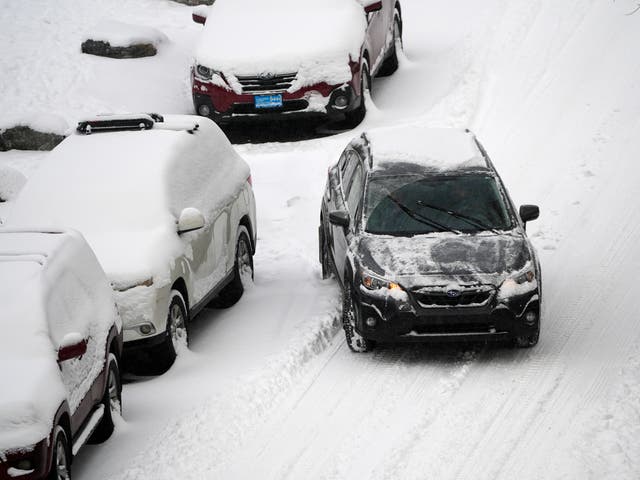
left=190, top=0, right=403, bottom=124
left=0, top=229, right=123, bottom=480
left=6, top=114, right=257, bottom=371
left=319, top=126, right=542, bottom=352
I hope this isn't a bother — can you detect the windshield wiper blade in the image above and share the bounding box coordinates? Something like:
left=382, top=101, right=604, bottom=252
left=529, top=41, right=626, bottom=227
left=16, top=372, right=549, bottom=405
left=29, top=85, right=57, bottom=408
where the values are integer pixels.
left=386, top=195, right=460, bottom=234
left=416, top=201, right=501, bottom=234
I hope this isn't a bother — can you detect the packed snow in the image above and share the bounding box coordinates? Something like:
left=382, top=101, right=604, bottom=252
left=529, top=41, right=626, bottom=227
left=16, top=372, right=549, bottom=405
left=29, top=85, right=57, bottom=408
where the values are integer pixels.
left=0, top=0, right=639, bottom=479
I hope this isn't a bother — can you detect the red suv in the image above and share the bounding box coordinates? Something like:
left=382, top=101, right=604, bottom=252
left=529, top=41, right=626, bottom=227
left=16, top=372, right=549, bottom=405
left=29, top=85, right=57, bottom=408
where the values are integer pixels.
left=0, top=230, right=123, bottom=480
left=191, top=0, right=403, bottom=125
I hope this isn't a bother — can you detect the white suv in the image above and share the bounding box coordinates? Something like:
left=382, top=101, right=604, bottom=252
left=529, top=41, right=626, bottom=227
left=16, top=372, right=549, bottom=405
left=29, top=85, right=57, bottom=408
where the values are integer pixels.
left=7, top=114, right=257, bottom=372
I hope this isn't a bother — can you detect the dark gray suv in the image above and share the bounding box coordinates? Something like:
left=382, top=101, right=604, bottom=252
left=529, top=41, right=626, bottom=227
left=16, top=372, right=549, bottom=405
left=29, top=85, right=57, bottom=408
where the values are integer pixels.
left=318, top=127, right=541, bottom=352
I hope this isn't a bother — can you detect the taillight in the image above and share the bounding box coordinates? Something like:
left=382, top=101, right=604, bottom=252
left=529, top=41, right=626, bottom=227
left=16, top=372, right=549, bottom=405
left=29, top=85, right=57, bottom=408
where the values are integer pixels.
left=247, top=175, right=252, bottom=186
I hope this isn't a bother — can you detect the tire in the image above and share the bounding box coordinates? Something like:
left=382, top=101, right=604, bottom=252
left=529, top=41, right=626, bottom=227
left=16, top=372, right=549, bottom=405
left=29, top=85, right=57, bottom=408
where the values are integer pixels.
left=47, top=426, right=71, bottom=480
left=88, top=353, right=121, bottom=444
left=153, top=290, right=188, bottom=372
left=342, top=281, right=376, bottom=353
left=319, top=225, right=331, bottom=280
left=377, top=10, right=403, bottom=77
left=344, top=60, right=371, bottom=127
left=212, top=226, right=254, bottom=308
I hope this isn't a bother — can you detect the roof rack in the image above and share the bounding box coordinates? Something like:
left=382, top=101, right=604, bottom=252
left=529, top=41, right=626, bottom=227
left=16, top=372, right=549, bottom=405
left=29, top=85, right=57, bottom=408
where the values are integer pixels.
left=76, top=113, right=165, bottom=134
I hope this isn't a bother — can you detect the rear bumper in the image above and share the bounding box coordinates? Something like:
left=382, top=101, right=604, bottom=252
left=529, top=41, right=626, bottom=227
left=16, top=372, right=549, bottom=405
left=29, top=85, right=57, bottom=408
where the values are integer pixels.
left=354, top=288, right=540, bottom=344
left=192, top=76, right=361, bottom=123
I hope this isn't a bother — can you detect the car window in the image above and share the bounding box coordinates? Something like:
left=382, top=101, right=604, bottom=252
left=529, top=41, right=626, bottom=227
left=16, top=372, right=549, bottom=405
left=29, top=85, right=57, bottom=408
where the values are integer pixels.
left=364, top=174, right=513, bottom=235
left=341, top=151, right=358, bottom=196
left=346, top=163, right=364, bottom=217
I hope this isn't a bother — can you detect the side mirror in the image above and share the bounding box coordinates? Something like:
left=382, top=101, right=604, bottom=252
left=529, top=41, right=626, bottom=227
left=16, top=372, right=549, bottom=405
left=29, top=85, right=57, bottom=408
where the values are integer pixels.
left=192, top=6, right=209, bottom=25
left=329, top=210, right=350, bottom=228
left=363, top=0, right=383, bottom=13
left=58, top=333, right=87, bottom=362
left=178, top=208, right=205, bottom=234
left=519, top=205, right=540, bottom=224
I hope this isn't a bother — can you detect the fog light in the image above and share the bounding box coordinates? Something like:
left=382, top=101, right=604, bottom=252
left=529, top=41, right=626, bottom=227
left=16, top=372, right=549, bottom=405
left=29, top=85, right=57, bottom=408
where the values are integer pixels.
left=198, top=104, right=211, bottom=116
left=525, top=311, right=537, bottom=325
left=333, top=95, right=348, bottom=109
left=16, top=460, right=34, bottom=471
left=366, top=317, right=377, bottom=327
left=138, top=323, right=156, bottom=335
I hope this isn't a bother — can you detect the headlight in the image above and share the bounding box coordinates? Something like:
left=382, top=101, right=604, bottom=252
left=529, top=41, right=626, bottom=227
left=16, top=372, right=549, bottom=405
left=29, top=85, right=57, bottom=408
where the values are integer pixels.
left=362, top=271, right=402, bottom=291
left=196, top=65, right=218, bottom=80
left=113, top=277, right=154, bottom=292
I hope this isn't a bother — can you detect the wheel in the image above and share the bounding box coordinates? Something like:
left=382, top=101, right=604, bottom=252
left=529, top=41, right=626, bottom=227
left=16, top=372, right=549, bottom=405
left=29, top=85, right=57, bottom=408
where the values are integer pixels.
left=319, top=225, right=331, bottom=280
left=153, top=290, right=188, bottom=372
left=342, top=281, right=375, bottom=352
left=344, top=60, right=371, bottom=127
left=377, top=10, right=403, bottom=77
left=88, top=353, right=121, bottom=443
left=48, top=426, right=71, bottom=480
left=212, top=226, right=254, bottom=308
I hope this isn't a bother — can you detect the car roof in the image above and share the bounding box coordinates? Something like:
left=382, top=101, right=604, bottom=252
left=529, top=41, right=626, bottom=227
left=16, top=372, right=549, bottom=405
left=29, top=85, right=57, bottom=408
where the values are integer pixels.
left=356, top=126, right=491, bottom=175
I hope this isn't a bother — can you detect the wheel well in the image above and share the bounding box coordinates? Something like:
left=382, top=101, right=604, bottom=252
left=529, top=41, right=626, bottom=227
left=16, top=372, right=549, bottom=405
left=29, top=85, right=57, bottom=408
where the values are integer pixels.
left=362, top=50, right=370, bottom=69
left=239, top=215, right=255, bottom=254
left=171, top=278, right=189, bottom=312
left=394, top=3, right=403, bottom=35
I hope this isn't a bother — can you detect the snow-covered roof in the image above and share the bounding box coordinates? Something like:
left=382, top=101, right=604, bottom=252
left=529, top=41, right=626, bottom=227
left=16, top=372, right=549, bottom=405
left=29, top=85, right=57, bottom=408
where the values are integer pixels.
left=195, top=0, right=366, bottom=87
left=0, top=230, right=115, bottom=453
left=365, top=126, right=489, bottom=172
left=7, top=115, right=249, bottom=286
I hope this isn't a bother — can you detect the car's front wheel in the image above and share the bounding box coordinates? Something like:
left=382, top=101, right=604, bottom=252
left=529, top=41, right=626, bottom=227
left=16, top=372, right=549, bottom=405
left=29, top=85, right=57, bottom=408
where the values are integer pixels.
left=88, top=353, right=122, bottom=443
left=377, top=9, right=403, bottom=77
left=344, top=60, right=371, bottom=127
left=48, top=426, right=71, bottom=480
left=343, top=281, right=375, bottom=352
left=153, top=290, right=188, bottom=372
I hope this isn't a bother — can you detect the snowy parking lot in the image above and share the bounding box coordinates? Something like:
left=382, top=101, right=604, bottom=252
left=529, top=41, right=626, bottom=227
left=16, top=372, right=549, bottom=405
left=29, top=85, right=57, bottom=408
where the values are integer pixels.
left=1, top=0, right=639, bottom=479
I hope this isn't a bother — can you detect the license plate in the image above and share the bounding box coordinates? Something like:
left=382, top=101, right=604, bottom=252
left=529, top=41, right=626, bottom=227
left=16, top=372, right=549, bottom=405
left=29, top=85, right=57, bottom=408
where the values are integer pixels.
left=254, top=94, right=283, bottom=109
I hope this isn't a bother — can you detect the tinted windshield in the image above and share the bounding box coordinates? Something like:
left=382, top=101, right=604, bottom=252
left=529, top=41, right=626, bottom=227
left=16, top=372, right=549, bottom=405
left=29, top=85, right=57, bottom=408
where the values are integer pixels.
left=365, top=174, right=512, bottom=235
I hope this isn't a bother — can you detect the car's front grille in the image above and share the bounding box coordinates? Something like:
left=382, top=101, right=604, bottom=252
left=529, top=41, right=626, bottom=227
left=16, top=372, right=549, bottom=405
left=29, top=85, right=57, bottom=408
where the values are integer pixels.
left=236, top=73, right=297, bottom=93
left=231, top=100, right=308, bottom=115
left=411, top=285, right=494, bottom=308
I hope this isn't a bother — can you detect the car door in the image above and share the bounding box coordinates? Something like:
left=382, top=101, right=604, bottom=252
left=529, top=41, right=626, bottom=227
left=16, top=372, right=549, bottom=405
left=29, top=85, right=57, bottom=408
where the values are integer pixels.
left=47, top=270, right=102, bottom=435
left=364, top=1, right=388, bottom=71
left=331, top=150, right=363, bottom=283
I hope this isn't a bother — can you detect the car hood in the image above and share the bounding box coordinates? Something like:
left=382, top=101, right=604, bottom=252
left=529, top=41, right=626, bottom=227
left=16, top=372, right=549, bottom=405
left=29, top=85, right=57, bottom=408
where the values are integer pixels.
left=0, top=358, right=65, bottom=453
left=357, top=231, right=532, bottom=286
left=195, top=0, right=367, bottom=87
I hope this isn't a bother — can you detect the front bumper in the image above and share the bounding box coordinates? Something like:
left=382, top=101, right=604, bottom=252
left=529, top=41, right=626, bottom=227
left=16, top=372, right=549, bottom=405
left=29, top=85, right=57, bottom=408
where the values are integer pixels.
left=0, top=438, right=49, bottom=480
left=354, top=286, right=540, bottom=343
left=191, top=76, right=360, bottom=124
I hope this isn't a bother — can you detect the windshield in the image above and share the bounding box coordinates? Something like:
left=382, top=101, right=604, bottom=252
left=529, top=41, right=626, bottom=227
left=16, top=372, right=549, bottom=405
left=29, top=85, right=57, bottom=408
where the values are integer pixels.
left=364, top=174, right=512, bottom=236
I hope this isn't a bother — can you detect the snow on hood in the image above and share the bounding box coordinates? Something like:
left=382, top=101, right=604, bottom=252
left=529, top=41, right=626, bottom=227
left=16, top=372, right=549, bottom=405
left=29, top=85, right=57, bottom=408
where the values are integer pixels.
left=0, top=261, right=65, bottom=452
left=357, top=231, right=531, bottom=285
left=195, top=0, right=367, bottom=87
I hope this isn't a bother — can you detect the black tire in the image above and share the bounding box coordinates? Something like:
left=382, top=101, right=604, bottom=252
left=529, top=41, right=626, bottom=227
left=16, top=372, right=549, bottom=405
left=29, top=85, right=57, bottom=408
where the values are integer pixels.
left=153, top=290, right=188, bottom=373
left=342, top=281, right=376, bottom=353
left=319, top=225, right=331, bottom=280
left=47, top=426, right=71, bottom=480
left=212, top=226, right=253, bottom=308
left=377, top=10, right=402, bottom=77
left=344, top=60, right=371, bottom=127
left=88, top=353, right=121, bottom=444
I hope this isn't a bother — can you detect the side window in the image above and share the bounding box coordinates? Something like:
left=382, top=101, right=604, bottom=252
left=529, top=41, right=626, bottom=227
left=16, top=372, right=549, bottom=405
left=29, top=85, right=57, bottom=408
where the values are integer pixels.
left=346, top=163, right=364, bottom=217
left=341, top=151, right=358, bottom=196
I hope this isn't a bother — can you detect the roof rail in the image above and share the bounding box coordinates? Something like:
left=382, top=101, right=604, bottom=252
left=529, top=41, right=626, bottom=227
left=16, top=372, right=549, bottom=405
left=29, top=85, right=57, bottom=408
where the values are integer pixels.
left=76, top=113, right=164, bottom=135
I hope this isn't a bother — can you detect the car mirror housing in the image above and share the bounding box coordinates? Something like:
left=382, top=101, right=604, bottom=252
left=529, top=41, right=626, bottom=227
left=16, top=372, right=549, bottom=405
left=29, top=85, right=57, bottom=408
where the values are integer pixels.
left=329, top=210, right=350, bottom=228
left=192, top=5, right=209, bottom=25
left=57, top=333, right=87, bottom=362
left=363, top=0, right=383, bottom=13
left=519, top=205, right=540, bottom=224
left=178, top=207, right=205, bottom=234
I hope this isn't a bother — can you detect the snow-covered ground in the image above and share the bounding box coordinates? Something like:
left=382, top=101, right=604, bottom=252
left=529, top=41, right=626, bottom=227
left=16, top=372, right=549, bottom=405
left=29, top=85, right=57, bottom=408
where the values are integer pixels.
left=1, top=0, right=639, bottom=478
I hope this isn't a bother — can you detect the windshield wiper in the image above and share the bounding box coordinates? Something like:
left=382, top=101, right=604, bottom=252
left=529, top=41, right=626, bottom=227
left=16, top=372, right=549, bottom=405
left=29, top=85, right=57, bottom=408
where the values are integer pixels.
left=386, top=194, right=460, bottom=235
left=416, top=201, right=501, bottom=234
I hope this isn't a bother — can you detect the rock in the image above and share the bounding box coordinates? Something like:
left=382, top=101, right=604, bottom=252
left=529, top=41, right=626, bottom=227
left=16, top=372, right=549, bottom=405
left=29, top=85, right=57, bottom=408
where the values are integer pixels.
left=81, top=39, right=157, bottom=59
left=0, top=126, right=65, bottom=152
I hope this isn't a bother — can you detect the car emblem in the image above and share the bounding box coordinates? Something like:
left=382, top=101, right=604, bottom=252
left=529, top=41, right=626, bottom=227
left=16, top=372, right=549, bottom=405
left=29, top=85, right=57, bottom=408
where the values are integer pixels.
left=446, top=289, right=461, bottom=298
left=259, top=72, right=275, bottom=80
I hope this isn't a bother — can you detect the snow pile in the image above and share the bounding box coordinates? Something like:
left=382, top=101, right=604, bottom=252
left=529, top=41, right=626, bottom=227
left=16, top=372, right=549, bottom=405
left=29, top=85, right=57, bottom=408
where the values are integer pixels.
left=83, top=19, right=168, bottom=49
left=0, top=166, right=26, bottom=202
left=0, top=113, right=69, bottom=137
left=195, top=0, right=366, bottom=86
left=365, top=126, right=486, bottom=171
